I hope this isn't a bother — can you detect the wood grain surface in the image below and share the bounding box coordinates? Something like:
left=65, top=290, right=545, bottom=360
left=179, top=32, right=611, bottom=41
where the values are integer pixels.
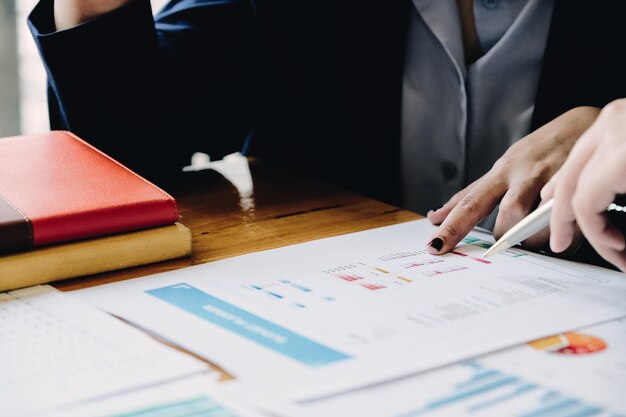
left=53, top=160, right=421, bottom=291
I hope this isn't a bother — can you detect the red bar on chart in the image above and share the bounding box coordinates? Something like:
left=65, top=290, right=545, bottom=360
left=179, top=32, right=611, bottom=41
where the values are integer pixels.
left=361, top=283, right=386, bottom=290
left=338, top=274, right=362, bottom=282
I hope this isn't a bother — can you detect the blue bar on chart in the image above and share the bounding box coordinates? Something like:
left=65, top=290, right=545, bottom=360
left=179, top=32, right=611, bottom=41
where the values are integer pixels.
left=146, top=283, right=351, bottom=367
left=395, top=362, right=613, bottom=417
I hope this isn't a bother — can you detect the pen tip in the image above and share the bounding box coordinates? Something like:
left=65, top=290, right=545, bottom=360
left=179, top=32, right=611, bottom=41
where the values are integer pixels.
left=482, top=241, right=504, bottom=258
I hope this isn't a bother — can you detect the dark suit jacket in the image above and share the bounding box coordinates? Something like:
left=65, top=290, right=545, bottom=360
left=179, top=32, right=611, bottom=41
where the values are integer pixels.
left=29, top=0, right=626, bottom=206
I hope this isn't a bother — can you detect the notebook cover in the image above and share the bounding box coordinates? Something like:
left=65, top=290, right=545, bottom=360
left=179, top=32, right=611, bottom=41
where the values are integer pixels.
left=0, top=131, right=179, bottom=252
left=0, top=223, right=192, bottom=292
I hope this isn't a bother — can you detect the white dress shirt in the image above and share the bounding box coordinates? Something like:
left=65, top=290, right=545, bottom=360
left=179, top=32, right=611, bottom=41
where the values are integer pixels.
left=401, top=0, right=555, bottom=219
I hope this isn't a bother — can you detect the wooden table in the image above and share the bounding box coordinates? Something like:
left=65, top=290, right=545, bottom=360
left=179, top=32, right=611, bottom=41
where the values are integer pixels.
left=54, top=159, right=420, bottom=292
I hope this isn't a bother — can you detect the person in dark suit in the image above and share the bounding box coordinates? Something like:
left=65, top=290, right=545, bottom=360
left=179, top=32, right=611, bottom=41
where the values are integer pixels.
left=29, top=0, right=626, bottom=255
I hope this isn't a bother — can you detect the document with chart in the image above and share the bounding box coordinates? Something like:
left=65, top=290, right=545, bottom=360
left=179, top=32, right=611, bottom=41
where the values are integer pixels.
left=245, top=317, right=626, bottom=417
left=75, top=220, right=626, bottom=402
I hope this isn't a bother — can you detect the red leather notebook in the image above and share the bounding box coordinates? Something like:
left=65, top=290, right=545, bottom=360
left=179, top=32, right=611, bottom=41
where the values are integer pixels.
left=0, top=131, right=179, bottom=252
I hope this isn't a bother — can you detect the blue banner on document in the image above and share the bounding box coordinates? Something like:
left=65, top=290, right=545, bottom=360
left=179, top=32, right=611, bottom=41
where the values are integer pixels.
left=146, top=283, right=350, bottom=366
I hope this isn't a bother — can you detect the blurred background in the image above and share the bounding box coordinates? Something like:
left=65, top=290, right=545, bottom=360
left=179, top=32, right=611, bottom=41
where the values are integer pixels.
left=0, top=0, right=168, bottom=137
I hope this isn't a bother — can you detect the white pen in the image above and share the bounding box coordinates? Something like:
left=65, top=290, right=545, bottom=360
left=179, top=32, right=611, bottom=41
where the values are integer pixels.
left=483, top=197, right=626, bottom=258
left=482, top=199, right=554, bottom=258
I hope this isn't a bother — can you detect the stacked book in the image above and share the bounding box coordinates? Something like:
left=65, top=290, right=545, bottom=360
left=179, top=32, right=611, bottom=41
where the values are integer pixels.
left=0, top=131, right=192, bottom=292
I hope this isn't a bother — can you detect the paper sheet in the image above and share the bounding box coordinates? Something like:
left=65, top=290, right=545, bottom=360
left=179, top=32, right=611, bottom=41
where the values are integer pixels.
left=74, top=220, right=626, bottom=401
left=0, top=286, right=207, bottom=417
left=40, top=374, right=265, bottom=417
left=234, top=318, right=626, bottom=417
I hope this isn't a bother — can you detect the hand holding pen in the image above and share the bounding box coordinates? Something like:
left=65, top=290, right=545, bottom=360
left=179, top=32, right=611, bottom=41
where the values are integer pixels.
left=543, top=99, right=626, bottom=271
left=486, top=99, right=626, bottom=272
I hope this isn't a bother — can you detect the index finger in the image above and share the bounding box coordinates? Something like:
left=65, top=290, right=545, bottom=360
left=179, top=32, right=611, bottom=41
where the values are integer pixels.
left=572, top=151, right=626, bottom=251
left=426, top=177, right=506, bottom=254
left=549, top=125, right=603, bottom=252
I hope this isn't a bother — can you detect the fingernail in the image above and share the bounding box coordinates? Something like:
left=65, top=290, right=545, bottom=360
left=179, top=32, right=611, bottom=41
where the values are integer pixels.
left=428, top=237, right=444, bottom=251
left=427, top=207, right=442, bottom=216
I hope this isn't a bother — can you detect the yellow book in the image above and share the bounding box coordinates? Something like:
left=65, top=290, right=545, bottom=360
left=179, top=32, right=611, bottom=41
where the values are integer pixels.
left=0, top=223, right=192, bottom=292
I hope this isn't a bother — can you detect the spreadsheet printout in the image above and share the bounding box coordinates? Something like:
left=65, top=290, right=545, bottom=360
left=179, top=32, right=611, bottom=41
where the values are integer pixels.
left=0, top=285, right=206, bottom=417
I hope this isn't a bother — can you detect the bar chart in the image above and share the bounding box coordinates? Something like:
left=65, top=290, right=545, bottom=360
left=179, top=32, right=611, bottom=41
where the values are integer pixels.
left=395, top=362, right=615, bottom=417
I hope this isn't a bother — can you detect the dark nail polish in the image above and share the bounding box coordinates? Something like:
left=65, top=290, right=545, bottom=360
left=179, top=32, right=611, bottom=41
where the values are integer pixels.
left=428, top=237, right=444, bottom=251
